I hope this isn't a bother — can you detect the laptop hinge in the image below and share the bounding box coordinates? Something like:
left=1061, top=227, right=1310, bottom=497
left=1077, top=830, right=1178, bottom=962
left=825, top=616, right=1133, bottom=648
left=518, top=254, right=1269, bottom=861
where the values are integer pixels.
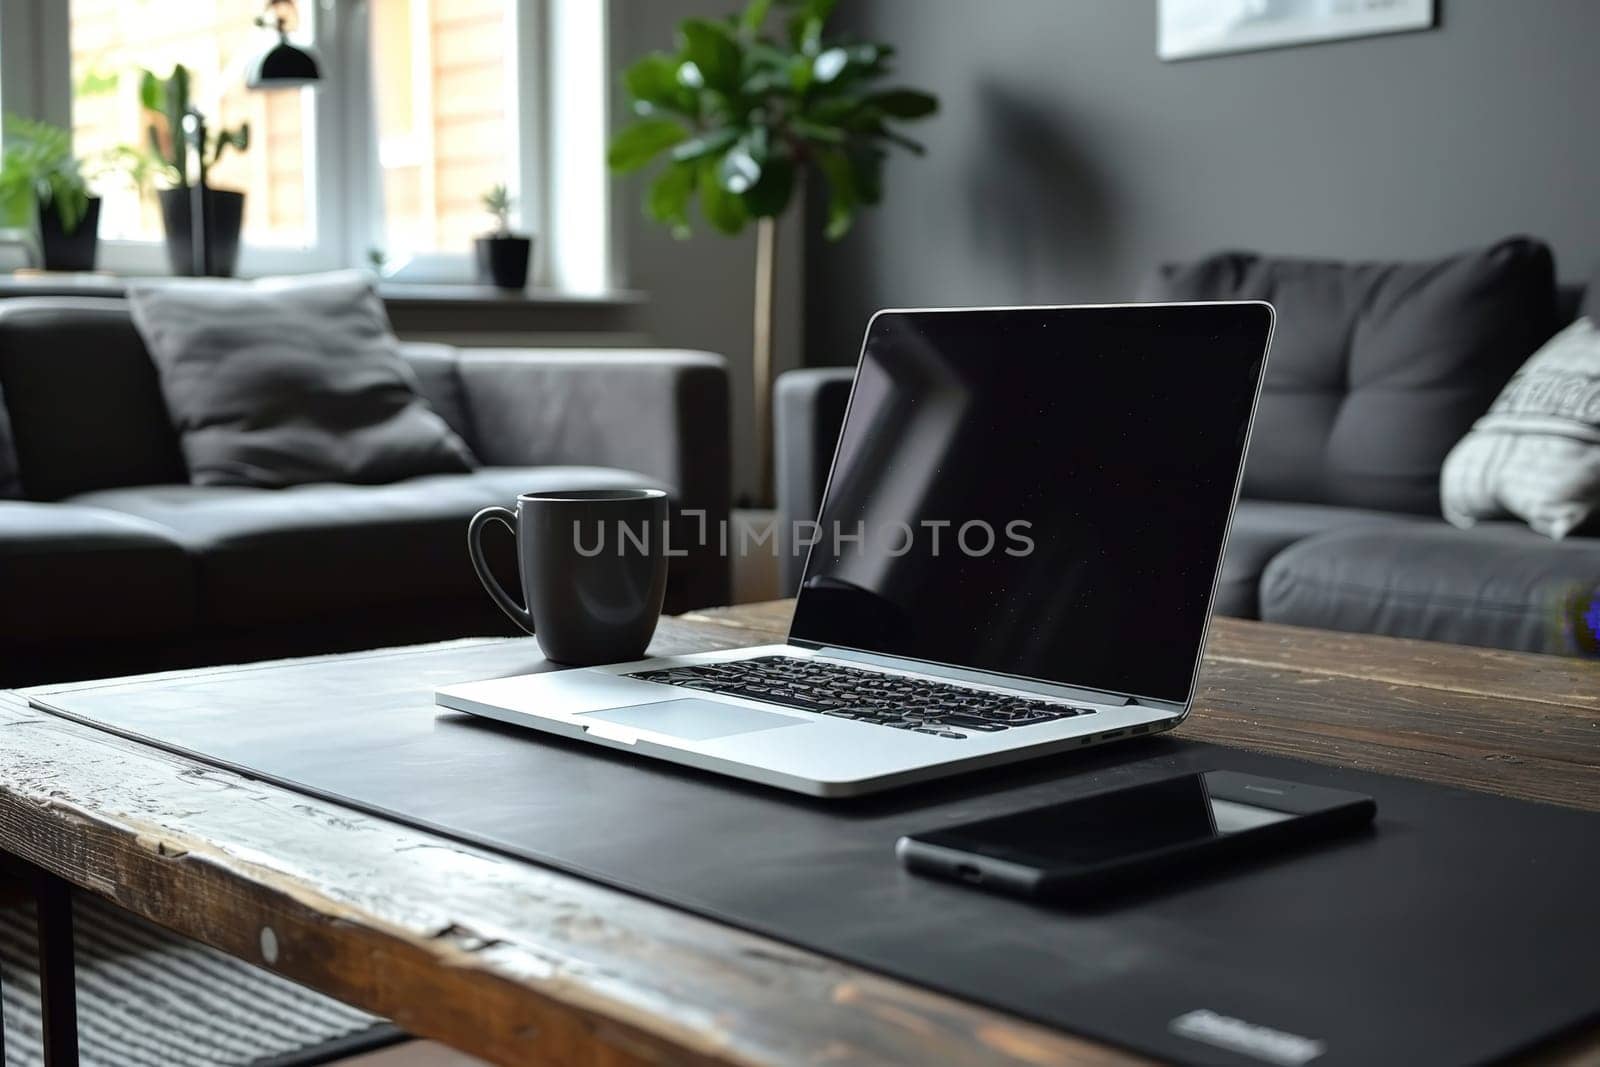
left=811, top=647, right=1136, bottom=706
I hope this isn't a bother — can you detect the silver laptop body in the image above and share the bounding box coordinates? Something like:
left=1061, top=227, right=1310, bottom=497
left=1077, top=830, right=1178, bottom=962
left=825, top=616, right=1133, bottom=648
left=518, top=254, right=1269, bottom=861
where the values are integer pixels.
left=437, top=302, right=1275, bottom=797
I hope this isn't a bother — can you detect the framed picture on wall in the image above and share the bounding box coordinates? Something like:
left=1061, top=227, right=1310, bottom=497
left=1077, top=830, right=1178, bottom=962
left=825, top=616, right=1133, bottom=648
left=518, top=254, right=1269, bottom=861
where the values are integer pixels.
left=1159, top=0, right=1437, bottom=61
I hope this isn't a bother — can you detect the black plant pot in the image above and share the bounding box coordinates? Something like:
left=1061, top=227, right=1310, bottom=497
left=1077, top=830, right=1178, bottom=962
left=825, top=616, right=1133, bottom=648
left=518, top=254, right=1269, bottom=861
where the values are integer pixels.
left=37, top=196, right=101, bottom=272
left=158, top=186, right=245, bottom=277
left=475, top=234, right=533, bottom=290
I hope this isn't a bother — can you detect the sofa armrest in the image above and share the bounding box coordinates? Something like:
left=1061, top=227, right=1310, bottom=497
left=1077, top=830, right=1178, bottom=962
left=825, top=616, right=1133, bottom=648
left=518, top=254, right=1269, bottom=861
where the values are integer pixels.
left=455, top=348, right=731, bottom=608
left=774, top=366, right=855, bottom=595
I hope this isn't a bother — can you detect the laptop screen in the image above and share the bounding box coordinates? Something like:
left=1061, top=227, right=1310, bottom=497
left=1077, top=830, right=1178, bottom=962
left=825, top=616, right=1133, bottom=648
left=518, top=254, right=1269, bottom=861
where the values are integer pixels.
left=788, top=303, right=1272, bottom=705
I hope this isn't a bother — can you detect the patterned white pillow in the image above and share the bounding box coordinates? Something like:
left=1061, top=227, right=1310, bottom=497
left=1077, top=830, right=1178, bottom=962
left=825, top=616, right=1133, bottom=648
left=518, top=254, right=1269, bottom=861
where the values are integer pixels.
left=1442, top=318, right=1600, bottom=539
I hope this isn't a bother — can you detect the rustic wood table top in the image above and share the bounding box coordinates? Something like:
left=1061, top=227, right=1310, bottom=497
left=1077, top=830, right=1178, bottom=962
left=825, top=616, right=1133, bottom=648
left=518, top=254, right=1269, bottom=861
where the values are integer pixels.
left=2, top=602, right=1597, bottom=1067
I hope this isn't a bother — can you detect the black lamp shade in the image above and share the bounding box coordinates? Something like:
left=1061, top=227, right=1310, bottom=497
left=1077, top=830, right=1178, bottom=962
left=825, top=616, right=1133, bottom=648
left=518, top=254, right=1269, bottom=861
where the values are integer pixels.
left=247, top=39, right=322, bottom=89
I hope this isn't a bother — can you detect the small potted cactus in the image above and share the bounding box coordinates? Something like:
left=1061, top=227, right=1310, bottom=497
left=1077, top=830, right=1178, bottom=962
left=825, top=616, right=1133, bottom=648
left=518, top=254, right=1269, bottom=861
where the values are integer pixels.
left=474, top=183, right=532, bottom=290
left=140, top=64, right=251, bottom=277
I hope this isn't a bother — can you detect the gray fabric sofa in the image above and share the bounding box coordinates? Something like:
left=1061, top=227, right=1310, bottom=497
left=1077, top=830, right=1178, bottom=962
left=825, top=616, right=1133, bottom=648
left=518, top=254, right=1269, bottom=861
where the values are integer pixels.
left=775, top=249, right=1599, bottom=658
left=0, top=297, right=731, bottom=685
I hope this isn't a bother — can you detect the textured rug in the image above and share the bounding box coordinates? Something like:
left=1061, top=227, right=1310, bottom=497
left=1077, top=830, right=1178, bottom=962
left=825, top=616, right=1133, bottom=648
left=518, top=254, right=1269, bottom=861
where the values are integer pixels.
left=1, top=894, right=399, bottom=1066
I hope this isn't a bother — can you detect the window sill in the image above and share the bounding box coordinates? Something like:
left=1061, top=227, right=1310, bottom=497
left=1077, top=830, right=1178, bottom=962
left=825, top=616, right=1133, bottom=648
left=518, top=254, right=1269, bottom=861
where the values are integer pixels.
left=0, top=271, right=645, bottom=310
left=376, top=282, right=645, bottom=309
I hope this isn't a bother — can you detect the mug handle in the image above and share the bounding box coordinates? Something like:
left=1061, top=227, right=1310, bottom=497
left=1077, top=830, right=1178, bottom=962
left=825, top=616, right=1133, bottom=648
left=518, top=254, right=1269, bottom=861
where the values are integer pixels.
left=467, top=506, right=535, bottom=634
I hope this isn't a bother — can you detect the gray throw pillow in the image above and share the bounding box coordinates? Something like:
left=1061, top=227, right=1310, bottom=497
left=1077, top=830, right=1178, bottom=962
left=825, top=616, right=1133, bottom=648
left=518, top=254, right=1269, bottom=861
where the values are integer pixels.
left=127, top=272, right=477, bottom=488
left=1441, top=318, right=1600, bottom=539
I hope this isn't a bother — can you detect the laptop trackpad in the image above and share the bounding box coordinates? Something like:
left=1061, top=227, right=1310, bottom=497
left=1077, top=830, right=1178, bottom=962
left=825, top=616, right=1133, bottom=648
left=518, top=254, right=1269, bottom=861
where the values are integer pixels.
left=579, top=699, right=804, bottom=741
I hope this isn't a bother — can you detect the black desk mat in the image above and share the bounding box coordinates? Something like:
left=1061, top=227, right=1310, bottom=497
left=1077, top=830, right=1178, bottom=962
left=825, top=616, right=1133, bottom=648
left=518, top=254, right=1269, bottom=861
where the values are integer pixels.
left=27, top=638, right=1600, bottom=1066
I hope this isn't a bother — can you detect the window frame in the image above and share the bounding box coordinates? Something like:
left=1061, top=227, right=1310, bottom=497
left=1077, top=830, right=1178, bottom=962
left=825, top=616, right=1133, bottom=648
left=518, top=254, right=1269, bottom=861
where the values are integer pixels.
left=0, top=0, right=608, bottom=291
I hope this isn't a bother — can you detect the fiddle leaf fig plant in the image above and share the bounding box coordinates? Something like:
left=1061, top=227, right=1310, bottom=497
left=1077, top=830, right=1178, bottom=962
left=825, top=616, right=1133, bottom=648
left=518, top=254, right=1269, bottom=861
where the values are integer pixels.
left=608, top=0, right=938, bottom=239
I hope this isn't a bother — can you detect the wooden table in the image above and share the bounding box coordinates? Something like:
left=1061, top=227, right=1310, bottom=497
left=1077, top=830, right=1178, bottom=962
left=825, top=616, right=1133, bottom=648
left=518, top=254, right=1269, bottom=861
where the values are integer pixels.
left=1, top=602, right=1597, bottom=1066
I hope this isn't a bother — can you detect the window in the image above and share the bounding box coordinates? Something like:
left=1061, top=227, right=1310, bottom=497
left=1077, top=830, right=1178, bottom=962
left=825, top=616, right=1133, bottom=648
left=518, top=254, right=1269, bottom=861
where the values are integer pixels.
left=371, top=0, right=515, bottom=257
left=69, top=0, right=314, bottom=248
left=1, top=0, right=608, bottom=289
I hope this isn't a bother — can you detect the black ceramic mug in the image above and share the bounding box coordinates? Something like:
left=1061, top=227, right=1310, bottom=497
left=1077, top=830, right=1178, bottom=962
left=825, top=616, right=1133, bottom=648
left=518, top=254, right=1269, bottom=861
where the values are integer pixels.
left=467, top=488, right=669, bottom=665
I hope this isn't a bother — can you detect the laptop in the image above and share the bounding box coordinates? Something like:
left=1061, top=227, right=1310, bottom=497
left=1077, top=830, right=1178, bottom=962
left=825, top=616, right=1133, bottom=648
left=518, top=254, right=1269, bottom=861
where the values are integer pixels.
left=436, top=302, right=1275, bottom=797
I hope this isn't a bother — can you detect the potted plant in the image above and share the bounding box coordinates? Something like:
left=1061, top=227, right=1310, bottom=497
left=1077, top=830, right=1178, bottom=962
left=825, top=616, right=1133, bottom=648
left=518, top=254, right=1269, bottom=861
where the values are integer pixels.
left=475, top=184, right=532, bottom=290
left=0, top=115, right=101, bottom=272
left=140, top=65, right=251, bottom=276
left=608, top=0, right=938, bottom=502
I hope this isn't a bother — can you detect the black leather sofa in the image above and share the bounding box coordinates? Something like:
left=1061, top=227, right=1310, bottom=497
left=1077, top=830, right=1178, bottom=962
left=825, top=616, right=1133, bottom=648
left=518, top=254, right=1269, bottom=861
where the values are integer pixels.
left=776, top=251, right=1600, bottom=658
left=0, top=298, right=731, bottom=685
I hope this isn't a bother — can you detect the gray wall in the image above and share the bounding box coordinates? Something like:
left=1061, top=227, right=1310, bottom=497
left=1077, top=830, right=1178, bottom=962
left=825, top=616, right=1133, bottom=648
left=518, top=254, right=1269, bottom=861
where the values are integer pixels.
left=807, top=0, right=1600, bottom=364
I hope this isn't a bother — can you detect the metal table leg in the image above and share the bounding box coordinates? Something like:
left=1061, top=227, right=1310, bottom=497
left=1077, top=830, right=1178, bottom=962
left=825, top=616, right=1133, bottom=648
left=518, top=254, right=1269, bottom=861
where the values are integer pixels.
left=32, top=869, right=78, bottom=1067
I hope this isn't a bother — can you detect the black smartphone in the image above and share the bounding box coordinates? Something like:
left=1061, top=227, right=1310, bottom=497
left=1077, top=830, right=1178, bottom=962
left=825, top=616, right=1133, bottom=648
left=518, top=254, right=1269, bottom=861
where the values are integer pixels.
left=896, top=770, right=1376, bottom=905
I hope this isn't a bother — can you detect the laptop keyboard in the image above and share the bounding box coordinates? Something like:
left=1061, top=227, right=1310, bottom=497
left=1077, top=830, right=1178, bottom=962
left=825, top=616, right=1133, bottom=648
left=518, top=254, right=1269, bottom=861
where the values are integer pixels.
left=626, top=656, right=1094, bottom=739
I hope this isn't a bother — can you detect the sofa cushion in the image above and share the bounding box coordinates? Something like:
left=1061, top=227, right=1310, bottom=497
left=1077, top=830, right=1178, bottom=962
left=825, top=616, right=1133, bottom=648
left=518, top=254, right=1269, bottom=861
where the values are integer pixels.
left=1146, top=238, right=1557, bottom=515
left=70, top=466, right=673, bottom=627
left=0, top=379, right=19, bottom=498
left=127, top=272, right=478, bottom=488
left=0, top=299, right=190, bottom=500
left=1442, top=319, right=1600, bottom=539
left=1216, top=501, right=1419, bottom=618
left=1260, top=522, right=1600, bottom=655
left=0, top=501, right=196, bottom=642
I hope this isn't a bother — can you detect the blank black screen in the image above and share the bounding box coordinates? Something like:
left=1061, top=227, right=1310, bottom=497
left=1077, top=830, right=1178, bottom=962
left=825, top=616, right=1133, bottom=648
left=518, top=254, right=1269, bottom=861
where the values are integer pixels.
left=789, top=304, right=1271, bottom=703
